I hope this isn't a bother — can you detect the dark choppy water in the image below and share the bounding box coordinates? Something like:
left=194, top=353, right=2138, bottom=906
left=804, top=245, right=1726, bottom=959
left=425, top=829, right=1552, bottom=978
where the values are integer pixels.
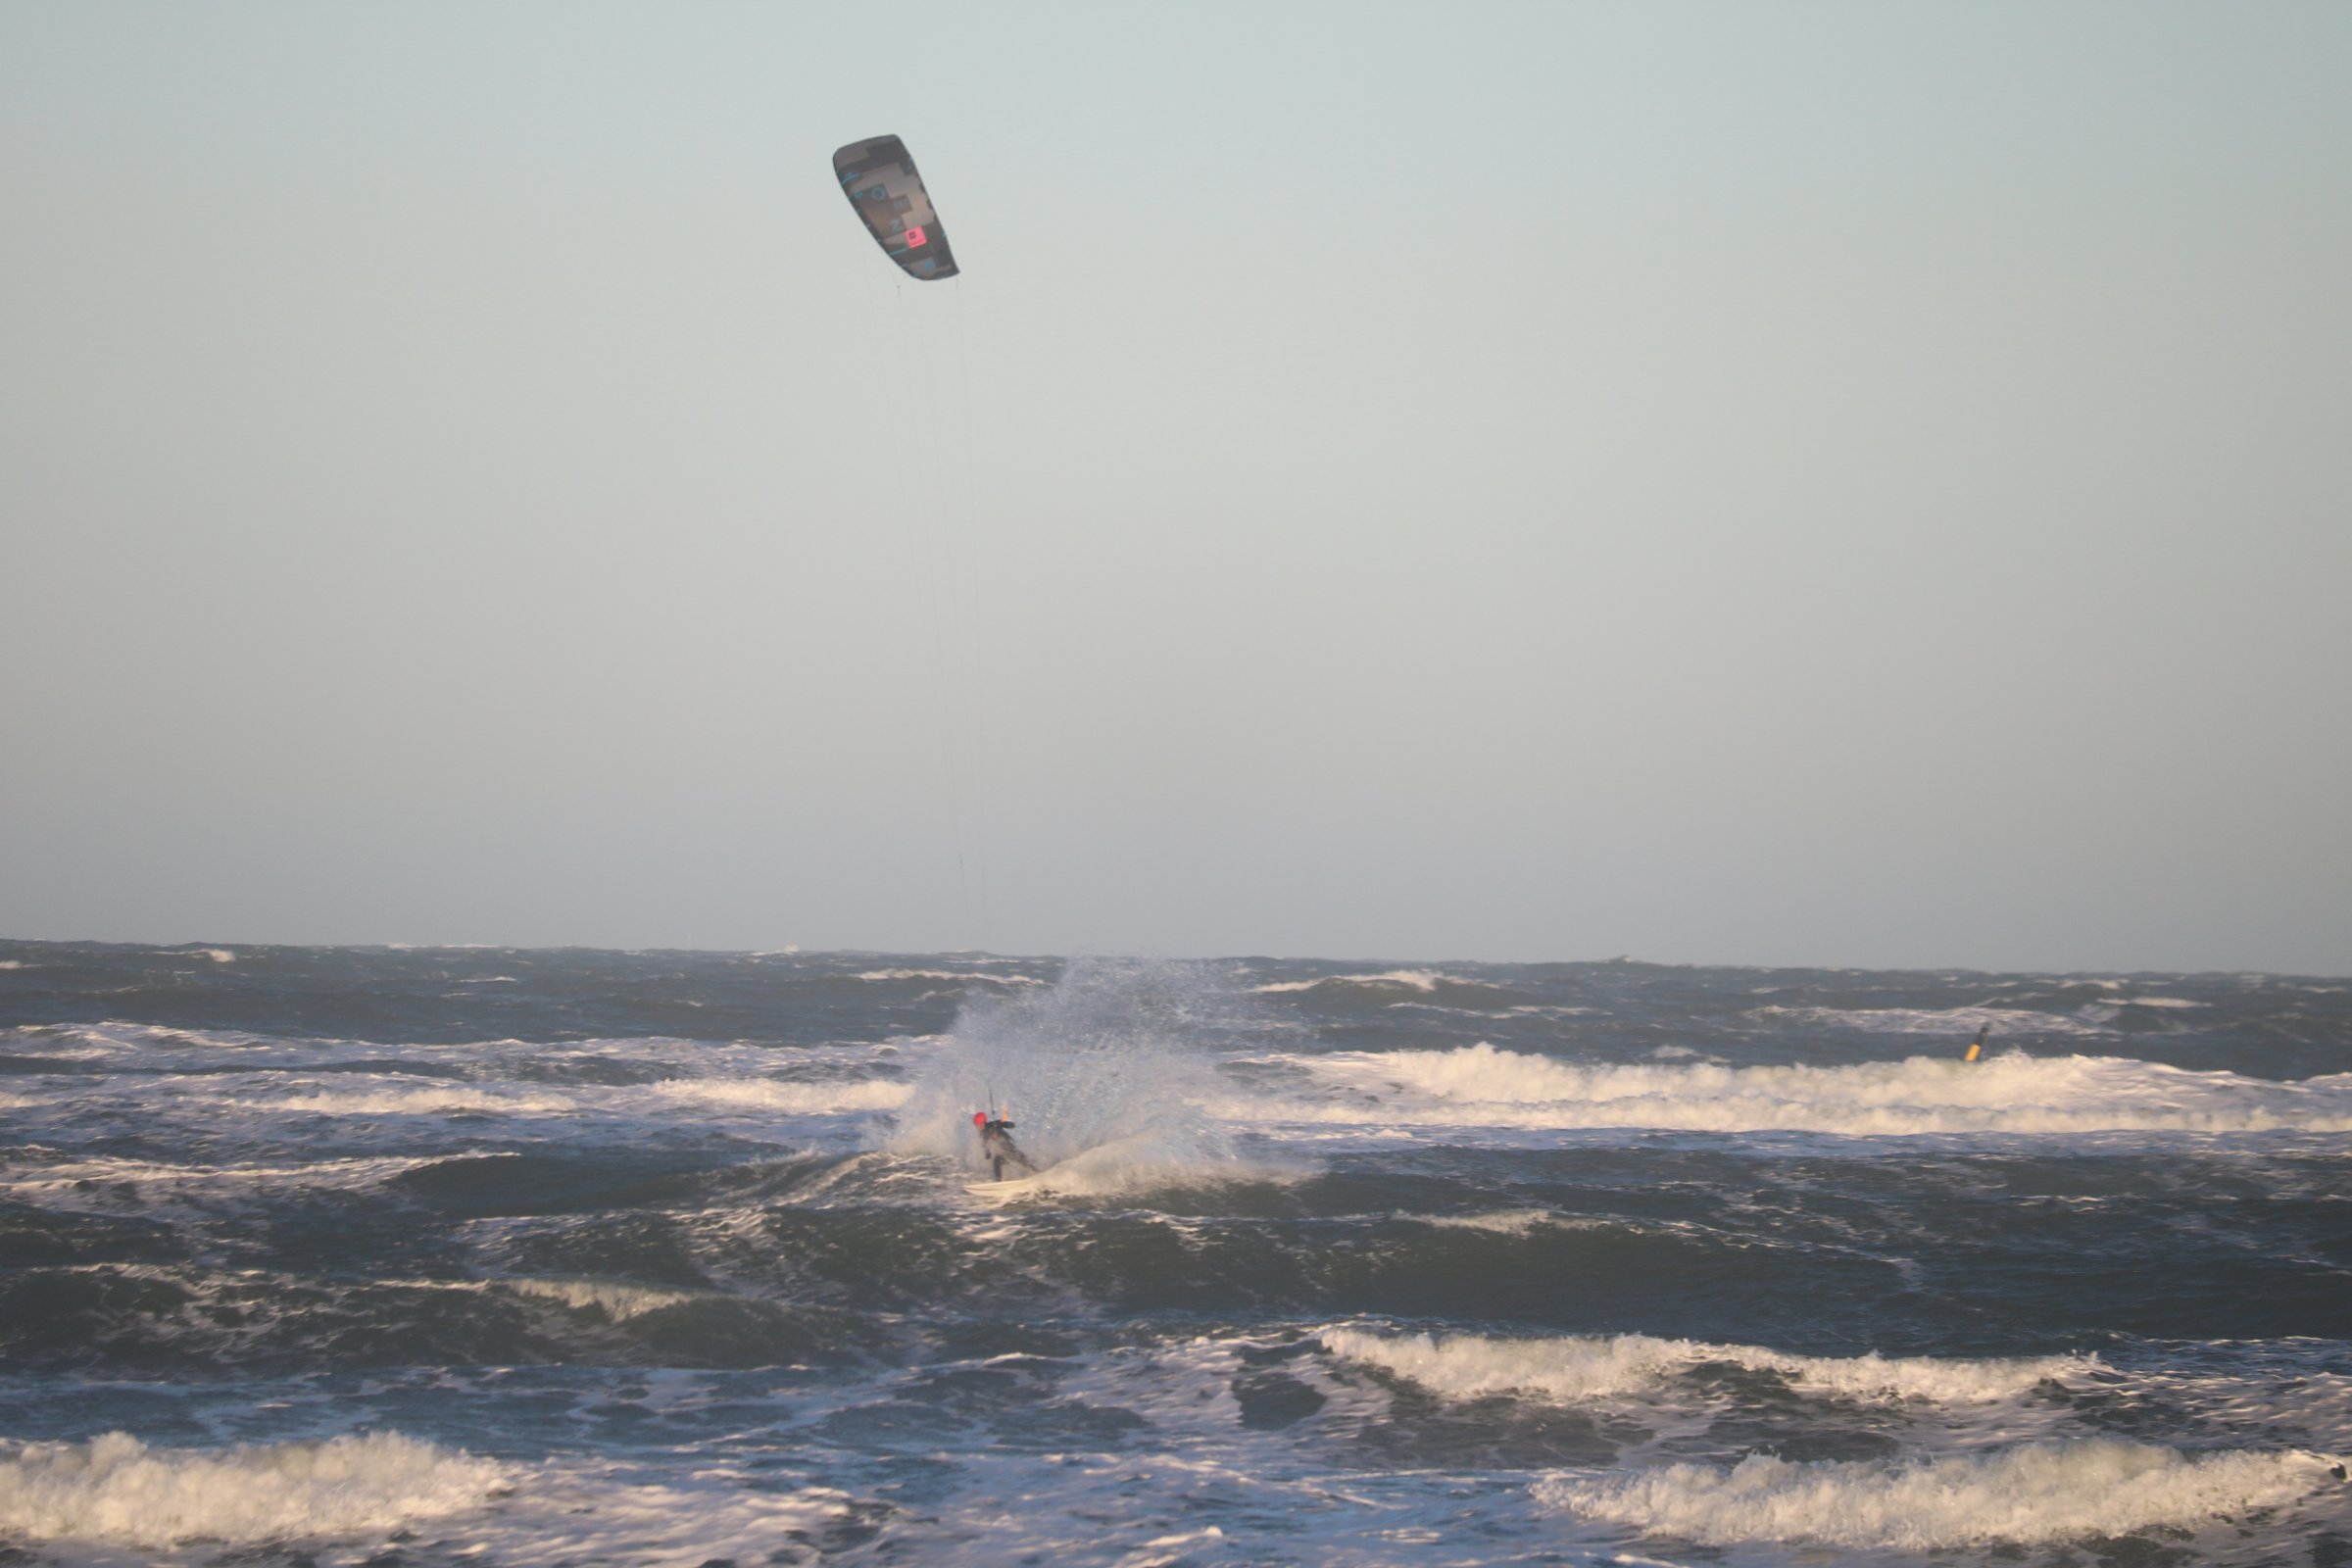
left=2, top=940, right=2349, bottom=1565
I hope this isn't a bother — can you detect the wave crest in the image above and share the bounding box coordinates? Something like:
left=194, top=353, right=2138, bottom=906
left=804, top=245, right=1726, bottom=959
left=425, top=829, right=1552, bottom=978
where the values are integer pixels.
left=0, top=1430, right=501, bottom=1547
left=1536, top=1439, right=2338, bottom=1547
left=1270, top=1044, right=2352, bottom=1134
left=1326, top=1328, right=2092, bottom=1404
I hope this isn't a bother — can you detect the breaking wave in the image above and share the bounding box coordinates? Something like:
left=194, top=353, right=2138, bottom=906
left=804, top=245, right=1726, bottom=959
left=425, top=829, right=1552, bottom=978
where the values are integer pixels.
left=653, top=1077, right=910, bottom=1114
left=1326, top=1329, right=2093, bottom=1405
left=1536, top=1439, right=2340, bottom=1548
left=0, top=1430, right=502, bottom=1547
left=856, top=968, right=1043, bottom=986
left=1252, top=969, right=1461, bottom=996
left=500, top=1278, right=698, bottom=1321
left=251, top=1086, right=581, bottom=1117
left=1256, top=1044, right=2352, bottom=1135
left=1403, top=1209, right=1602, bottom=1236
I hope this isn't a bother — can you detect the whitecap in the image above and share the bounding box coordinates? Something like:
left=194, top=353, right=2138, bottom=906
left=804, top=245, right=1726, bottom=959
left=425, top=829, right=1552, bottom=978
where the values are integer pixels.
left=857, top=968, right=1041, bottom=986
left=1327, top=1328, right=2093, bottom=1405
left=258, top=1086, right=580, bottom=1117
left=499, top=1278, right=696, bottom=1321
left=0, top=1430, right=501, bottom=1548
left=1535, top=1439, right=2339, bottom=1548
left=1400, top=1209, right=1603, bottom=1237
left=653, top=1077, right=911, bottom=1114
left=1250, top=1043, right=2352, bottom=1136
left=1252, top=969, right=1457, bottom=995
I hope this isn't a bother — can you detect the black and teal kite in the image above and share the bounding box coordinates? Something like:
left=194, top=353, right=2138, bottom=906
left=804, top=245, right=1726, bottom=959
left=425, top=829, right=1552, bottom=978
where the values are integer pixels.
left=834, top=134, right=957, bottom=280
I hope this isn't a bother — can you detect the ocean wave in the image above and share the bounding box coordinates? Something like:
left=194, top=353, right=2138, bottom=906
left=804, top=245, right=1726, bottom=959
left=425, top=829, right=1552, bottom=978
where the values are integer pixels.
left=652, top=1077, right=911, bottom=1114
left=0, top=1154, right=432, bottom=1207
left=498, top=1277, right=698, bottom=1321
left=962, top=1135, right=1298, bottom=1201
left=856, top=968, right=1042, bottom=986
left=5, top=1020, right=289, bottom=1057
left=255, top=1085, right=582, bottom=1117
left=1255, top=1044, right=2352, bottom=1135
left=0, top=1430, right=502, bottom=1547
left=1326, top=1328, right=2093, bottom=1405
left=1253, top=969, right=1460, bottom=995
left=1400, top=1209, right=1605, bottom=1237
left=464, top=1464, right=885, bottom=1568
left=1535, top=1439, right=2340, bottom=1547
left=1750, top=1004, right=2113, bottom=1037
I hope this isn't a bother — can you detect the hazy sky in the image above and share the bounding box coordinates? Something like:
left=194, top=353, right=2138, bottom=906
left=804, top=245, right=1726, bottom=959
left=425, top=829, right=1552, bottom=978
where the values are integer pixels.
left=4, top=3, right=2347, bottom=970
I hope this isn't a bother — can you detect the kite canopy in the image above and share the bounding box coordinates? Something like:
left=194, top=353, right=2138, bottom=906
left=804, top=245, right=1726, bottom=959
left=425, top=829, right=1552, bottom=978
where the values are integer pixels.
left=834, top=134, right=958, bottom=280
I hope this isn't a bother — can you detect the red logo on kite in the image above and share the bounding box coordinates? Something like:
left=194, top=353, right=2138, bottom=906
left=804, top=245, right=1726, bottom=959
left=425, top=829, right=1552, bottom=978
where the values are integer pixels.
left=904, top=225, right=928, bottom=248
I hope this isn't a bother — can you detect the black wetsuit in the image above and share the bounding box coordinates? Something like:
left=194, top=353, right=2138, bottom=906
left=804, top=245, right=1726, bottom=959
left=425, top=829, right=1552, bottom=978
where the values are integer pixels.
left=979, top=1117, right=1033, bottom=1180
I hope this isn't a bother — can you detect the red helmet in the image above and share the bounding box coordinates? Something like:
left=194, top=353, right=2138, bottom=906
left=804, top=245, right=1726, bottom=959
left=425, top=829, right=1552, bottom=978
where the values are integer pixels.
left=973, top=1111, right=988, bottom=1127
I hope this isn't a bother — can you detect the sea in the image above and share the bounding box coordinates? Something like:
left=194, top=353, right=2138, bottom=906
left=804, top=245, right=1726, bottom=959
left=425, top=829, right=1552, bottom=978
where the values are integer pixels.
left=2, top=940, right=2348, bottom=1567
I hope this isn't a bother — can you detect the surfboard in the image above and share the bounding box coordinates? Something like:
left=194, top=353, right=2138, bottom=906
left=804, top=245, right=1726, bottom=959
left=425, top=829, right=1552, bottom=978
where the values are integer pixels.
left=963, top=1174, right=1046, bottom=1200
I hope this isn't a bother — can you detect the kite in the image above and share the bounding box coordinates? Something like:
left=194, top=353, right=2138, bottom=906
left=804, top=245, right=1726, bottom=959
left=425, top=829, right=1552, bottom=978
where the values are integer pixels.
left=833, top=134, right=958, bottom=280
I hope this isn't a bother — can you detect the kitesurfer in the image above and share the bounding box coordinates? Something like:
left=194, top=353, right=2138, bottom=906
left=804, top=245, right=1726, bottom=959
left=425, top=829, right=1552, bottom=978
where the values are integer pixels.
left=972, top=1109, right=1034, bottom=1180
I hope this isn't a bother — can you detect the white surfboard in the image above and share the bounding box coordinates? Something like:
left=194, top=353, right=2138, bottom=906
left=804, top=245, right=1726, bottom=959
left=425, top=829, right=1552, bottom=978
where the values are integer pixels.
left=963, top=1173, right=1047, bottom=1200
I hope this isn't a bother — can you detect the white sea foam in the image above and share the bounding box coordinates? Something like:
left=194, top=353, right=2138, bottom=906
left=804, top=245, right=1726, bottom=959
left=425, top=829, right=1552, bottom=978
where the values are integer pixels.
left=0, top=1434, right=904, bottom=1567
left=1252, top=969, right=1458, bottom=995
left=857, top=968, right=1041, bottom=986
left=1536, top=1440, right=2339, bottom=1548
left=1326, top=1329, right=2092, bottom=1405
left=653, top=1077, right=911, bottom=1114
left=468, top=1469, right=895, bottom=1568
left=891, top=957, right=1275, bottom=1190
left=256, top=1085, right=581, bottom=1117
left=1253, top=1043, right=2352, bottom=1135
left=0, top=1155, right=431, bottom=1211
left=15, top=1020, right=280, bottom=1057
left=501, top=1278, right=696, bottom=1321
left=965, top=1134, right=1294, bottom=1201
left=0, top=1430, right=502, bottom=1547
left=1407, top=1209, right=1582, bottom=1236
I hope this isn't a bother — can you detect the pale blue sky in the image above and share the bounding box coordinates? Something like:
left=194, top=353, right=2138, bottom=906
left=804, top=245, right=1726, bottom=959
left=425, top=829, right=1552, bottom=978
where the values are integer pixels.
left=4, top=3, right=2347, bottom=969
